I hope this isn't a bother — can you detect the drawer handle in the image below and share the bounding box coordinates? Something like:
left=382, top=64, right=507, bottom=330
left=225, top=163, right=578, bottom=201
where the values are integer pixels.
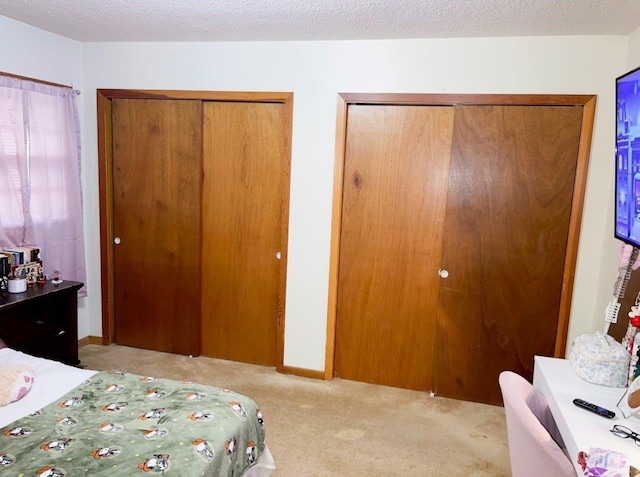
left=35, top=320, right=45, bottom=326
left=58, top=330, right=66, bottom=336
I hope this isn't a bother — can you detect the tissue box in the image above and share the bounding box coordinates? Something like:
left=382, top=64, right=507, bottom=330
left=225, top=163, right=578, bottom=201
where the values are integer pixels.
left=569, top=332, right=629, bottom=387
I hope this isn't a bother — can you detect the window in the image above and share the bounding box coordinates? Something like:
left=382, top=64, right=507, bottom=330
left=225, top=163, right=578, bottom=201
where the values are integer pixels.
left=0, top=75, right=86, bottom=293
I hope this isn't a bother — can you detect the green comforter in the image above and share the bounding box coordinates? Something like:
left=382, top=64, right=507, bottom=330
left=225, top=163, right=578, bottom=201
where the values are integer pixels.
left=0, top=370, right=265, bottom=476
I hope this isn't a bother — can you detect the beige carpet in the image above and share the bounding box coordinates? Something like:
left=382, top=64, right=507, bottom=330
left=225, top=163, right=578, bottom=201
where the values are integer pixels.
left=79, top=344, right=511, bottom=476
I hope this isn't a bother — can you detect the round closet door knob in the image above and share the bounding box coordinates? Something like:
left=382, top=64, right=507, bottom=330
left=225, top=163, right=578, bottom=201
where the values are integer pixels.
left=438, top=269, right=449, bottom=279
left=114, top=237, right=121, bottom=245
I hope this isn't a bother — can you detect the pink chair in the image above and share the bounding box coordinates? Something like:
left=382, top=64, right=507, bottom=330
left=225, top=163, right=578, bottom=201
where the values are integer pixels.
left=499, top=371, right=575, bottom=476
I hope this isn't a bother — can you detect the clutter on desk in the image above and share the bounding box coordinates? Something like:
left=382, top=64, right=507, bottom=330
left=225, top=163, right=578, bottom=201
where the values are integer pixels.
left=569, top=244, right=640, bottom=389
left=577, top=448, right=629, bottom=477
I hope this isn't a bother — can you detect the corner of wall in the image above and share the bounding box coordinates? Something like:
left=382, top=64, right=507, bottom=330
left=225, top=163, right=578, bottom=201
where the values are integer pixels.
left=627, top=25, right=640, bottom=69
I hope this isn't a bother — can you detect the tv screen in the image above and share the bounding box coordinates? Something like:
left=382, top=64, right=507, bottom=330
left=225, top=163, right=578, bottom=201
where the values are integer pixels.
left=616, top=65, right=640, bottom=248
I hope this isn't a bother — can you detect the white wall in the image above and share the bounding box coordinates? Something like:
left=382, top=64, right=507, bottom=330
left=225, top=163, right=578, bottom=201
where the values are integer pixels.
left=80, top=36, right=628, bottom=370
left=0, top=17, right=91, bottom=338
left=629, top=26, right=640, bottom=68
left=0, top=16, right=82, bottom=87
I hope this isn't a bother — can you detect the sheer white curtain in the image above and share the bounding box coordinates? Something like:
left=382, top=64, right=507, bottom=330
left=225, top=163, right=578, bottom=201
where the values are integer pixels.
left=0, top=75, right=86, bottom=294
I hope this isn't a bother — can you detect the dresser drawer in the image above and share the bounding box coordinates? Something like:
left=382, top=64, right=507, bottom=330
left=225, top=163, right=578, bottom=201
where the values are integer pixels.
left=9, top=329, right=72, bottom=363
left=0, top=280, right=83, bottom=365
left=0, top=310, right=67, bottom=345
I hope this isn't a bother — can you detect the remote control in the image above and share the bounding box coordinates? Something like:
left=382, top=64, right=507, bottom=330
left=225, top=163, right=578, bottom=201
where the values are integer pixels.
left=572, top=398, right=616, bottom=419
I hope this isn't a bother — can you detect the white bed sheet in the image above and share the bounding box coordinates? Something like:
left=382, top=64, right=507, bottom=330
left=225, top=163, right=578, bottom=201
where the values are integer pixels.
left=0, top=348, right=275, bottom=476
left=0, top=348, right=96, bottom=428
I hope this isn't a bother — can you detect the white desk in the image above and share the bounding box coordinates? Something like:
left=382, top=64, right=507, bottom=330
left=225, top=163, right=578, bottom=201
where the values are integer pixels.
left=534, top=356, right=640, bottom=475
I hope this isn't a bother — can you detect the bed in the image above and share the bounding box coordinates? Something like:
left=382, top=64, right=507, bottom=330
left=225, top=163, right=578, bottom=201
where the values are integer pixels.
left=0, top=347, right=276, bottom=476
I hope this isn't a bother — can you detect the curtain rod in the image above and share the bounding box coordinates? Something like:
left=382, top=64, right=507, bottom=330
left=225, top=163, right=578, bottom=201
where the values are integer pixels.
left=0, top=71, right=80, bottom=95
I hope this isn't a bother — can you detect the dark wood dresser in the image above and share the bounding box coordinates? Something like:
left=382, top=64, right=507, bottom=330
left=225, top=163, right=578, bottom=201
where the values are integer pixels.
left=0, top=280, right=83, bottom=365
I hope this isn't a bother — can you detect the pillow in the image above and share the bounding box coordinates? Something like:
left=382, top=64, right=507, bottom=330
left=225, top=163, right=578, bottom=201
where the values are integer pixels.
left=0, top=365, right=34, bottom=406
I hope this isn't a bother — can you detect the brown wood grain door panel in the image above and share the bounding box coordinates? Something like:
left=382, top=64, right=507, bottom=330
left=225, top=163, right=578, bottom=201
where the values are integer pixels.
left=433, top=105, right=583, bottom=404
left=201, top=101, right=286, bottom=365
left=335, top=105, right=454, bottom=390
left=112, top=99, right=202, bottom=355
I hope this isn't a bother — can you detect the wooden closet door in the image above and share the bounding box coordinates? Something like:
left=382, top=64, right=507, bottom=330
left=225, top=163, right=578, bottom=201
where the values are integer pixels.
left=433, top=105, right=583, bottom=405
left=201, top=101, right=286, bottom=366
left=335, top=105, right=454, bottom=390
left=112, top=99, right=202, bottom=355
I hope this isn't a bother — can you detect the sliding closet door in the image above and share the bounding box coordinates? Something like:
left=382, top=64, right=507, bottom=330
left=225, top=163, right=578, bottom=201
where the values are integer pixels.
left=112, top=99, right=202, bottom=355
left=201, top=101, right=286, bottom=366
left=433, top=105, right=583, bottom=404
left=334, top=105, right=454, bottom=390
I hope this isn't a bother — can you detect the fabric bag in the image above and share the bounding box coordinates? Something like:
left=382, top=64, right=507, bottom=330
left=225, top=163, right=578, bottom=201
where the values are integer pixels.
left=569, top=332, right=629, bottom=388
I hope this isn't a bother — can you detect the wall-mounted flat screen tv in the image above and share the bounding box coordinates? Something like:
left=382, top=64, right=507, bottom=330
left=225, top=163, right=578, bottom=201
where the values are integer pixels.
left=616, top=65, right=640, bottom=248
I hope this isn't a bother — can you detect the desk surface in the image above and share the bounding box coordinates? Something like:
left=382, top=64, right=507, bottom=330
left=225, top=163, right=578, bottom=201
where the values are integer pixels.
left=534, top=356, right=640, bottom=475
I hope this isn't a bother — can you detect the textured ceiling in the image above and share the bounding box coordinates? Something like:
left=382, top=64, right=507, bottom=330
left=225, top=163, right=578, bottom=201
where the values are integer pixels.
left=0, top=0, right=638, bottom=42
